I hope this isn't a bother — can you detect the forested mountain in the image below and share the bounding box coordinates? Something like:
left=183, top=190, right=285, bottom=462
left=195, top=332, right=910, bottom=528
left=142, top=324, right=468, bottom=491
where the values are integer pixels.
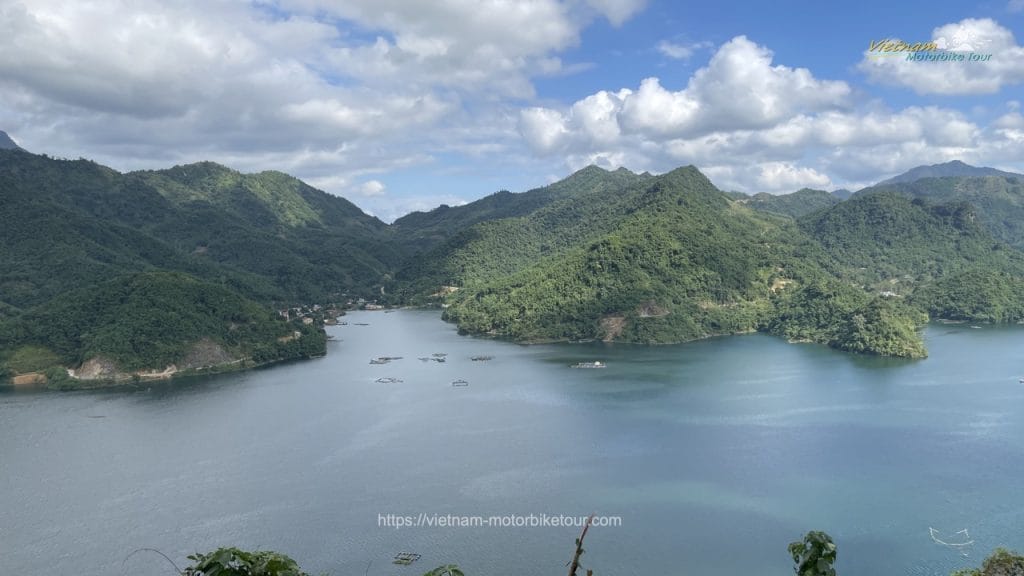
left=0, top=150, right=400, bottom=306
left=390, top=167, right=668, bottom=302
left=859, top=174, right=1024, bottom=250
left=878, top=160, right=1020, bottom=185
left=0, top=272, right=325, bottom=387
left=5, top=144, right=1024, bottom=386
left=430, top=167, right=931, bottom=357
left=0, top=148, right=397, bottom=386
left=799, top=191, right=1022, bottom=285
left=738, top=188, right=840, bottom=218
left=390, top=166, right=650, bottom=255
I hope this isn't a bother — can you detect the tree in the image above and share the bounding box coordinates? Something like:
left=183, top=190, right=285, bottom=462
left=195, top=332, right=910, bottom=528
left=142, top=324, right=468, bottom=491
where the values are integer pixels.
left=788, top=531, right=838, bottom=576
left=951, top=547, right=1024, bottom=576
left=181, top=547, right=310, bottom=576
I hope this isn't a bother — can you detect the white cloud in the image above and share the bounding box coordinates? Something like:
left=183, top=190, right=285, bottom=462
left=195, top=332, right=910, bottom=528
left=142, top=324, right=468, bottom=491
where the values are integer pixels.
left=358, top=180, right=386, bottom=197
left=517, top=33, right=1024, bottom=193
left=703, top=162, right=831, bottom=193
left=583, top=0, right=647, bottom=26
left=0, top=0, right=644, bottom=217
left=656, top=40, right=710, bottom=60
left=618, top=37, right=851, bottom=139
left=858, top=18, right=1024, bottom=95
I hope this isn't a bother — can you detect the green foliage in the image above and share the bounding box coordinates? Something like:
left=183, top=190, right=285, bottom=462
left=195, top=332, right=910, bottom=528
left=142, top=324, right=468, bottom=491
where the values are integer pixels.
left=912, top=268, right=1024, bottom=323
left=951, top=547, right=1024, bottom=576
left=3, top=345, right=62, bottom=373
left=798, top=191, right=1017, bottom=285
left=6, top=271, right=323, bottom=375
left=741, top=188, right=840, bottom=219
left=389, top=166, right=653, bottom=303
left=867, top=174, right=1024, bottom=250
left=831, top=297, right=928, bottom=358
left=435, top=167, right=931, bottom=357
left=0, top=149, right=398, bottom=306
left=182, top=547, right=310, bottom=576
left=788, top=531, right=838, bottom=576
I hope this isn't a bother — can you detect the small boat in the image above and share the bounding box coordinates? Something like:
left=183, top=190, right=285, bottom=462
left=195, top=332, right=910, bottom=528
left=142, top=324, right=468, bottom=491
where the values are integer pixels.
left=471, top=355, right=493, bottom=361
left=572, top=361, right=606, bottom=369
left=451, top=379, right=469, bottom=387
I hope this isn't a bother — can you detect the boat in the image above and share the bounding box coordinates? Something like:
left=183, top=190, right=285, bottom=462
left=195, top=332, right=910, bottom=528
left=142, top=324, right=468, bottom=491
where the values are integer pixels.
left=451, top=379, right=469, bottom=387
left=571, top=361, right=606, bottom=369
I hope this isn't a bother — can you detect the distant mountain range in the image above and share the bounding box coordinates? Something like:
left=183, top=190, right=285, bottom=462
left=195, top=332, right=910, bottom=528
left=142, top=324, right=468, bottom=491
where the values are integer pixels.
left=3, top=135, right=1024, bottom=386
left=877, top=160, right=1022, bottom=186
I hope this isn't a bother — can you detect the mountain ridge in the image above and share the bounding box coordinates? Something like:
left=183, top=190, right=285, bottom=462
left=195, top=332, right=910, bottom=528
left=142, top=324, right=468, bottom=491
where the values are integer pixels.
left=878, top=160, right=1021, bottom=186
left=6, top=147, right=1024, bottom=387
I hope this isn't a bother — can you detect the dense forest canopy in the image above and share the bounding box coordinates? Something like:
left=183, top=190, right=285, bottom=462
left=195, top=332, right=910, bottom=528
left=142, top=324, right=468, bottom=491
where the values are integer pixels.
left=3, top=149, right=1024, bottom=385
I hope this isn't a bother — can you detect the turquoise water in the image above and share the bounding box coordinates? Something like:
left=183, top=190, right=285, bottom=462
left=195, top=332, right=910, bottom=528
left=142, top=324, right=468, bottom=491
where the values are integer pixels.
left=2, top=310, right=1023, bottom=575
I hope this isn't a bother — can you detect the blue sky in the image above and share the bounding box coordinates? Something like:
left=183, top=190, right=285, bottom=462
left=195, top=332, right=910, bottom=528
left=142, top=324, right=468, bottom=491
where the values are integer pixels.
left=2, top=0, right=1024, bottom=220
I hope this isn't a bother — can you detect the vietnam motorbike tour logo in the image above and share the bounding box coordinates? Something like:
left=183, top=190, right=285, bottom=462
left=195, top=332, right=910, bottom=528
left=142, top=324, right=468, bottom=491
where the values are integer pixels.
left=867, top=25, right=993, bottom=62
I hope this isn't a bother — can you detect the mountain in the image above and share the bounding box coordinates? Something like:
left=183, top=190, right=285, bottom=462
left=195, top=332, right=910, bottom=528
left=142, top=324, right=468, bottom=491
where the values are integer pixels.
left=831, top=189, right=852, bottom=200
left=877, top=160, right=1020, bottom=186
left=390, top=166, right=650, bottom=255
left=0, top=272, right=325, bottom=387
left=738, top=188, right=840, bottom=218
left=6, top=147, right=1024, bottom=384
left=859, top=174, right=1024, bottom=250
left=430, top=166, right=931, bottom=357
left=0, top=149, right=400, bottom=386
left=0, top=150, right=401, bottom=307
left=388, top=166, right=652, bottom=300
left=798, top=190, right=1022, bottom=284
left=0, top=130, right=21, bottom=150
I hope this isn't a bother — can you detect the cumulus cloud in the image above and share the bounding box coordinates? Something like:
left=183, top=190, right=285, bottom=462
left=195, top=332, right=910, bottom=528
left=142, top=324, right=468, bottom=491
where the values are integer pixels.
left=520, top=36, right=853, bottom=160
left=0, top=0, right=645, bottom=217
left=517, top=33, right=1024, bottom=193
left=620, top=37, right=851, bottom=139
left=357, top=179, right=386, bottom=197
left=703, top=162, right=832, bottom=193
left=858, top=18, right=1024, bottom=94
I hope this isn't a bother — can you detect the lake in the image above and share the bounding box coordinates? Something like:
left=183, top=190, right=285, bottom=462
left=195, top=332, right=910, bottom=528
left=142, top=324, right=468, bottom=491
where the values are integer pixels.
left=2, top=310, right=1023, bottom=576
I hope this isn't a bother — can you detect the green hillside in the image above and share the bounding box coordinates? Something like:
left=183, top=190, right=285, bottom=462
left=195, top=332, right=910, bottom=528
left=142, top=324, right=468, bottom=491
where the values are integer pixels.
left=798, top=191, right=1024, bottom=288
left=862, top=174, right=1024, bottom=250
left=739, top=188, right=840, bottom=218
left=0, top=149, right=400, bottom=303
left=6, top=146, right=1024, bottom=381
left=389, top=166, right=653, bottom=301
left=0, top=271, right=325, bottom=387
left=0, top=149, right=387, bottom=386
left=438, top=167, right=929, bottom=357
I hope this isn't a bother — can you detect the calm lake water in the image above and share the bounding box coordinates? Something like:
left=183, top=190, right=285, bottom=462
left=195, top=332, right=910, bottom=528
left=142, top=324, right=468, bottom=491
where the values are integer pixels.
left=2, top=310, right=1024, bottom=576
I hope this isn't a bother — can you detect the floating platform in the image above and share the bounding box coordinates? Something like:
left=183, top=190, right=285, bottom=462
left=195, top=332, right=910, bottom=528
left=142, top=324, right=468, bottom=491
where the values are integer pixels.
left=572, top=361, right=606, bottom=369
left=393, top=552, right=421, bottom=565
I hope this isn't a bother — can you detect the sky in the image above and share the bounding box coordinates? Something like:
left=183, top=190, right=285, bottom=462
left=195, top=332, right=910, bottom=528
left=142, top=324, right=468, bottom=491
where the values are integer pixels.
left=2, top=0, right=1024, bottom=221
